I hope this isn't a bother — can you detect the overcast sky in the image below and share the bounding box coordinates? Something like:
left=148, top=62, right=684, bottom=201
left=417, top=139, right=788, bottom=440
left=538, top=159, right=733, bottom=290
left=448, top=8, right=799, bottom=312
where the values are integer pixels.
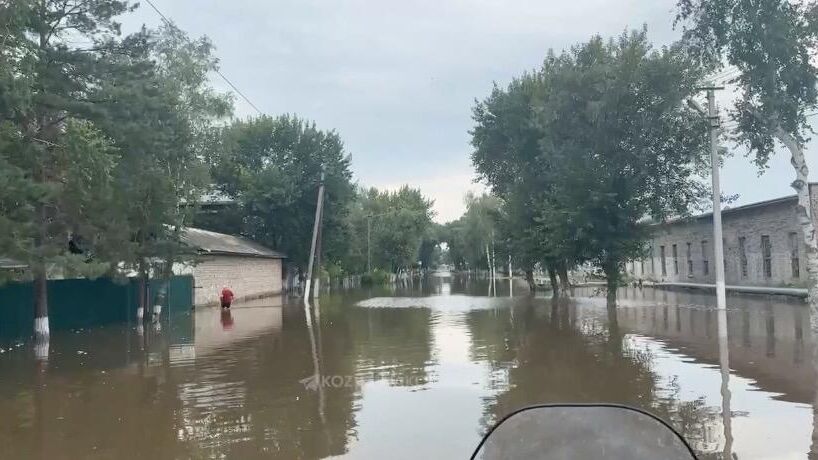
left=124, top=0, right=817, bottom=222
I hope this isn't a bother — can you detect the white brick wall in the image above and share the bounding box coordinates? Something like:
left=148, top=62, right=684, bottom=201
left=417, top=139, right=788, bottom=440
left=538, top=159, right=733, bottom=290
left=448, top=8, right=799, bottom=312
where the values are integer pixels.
left=192, top=255, right=282, bottom=306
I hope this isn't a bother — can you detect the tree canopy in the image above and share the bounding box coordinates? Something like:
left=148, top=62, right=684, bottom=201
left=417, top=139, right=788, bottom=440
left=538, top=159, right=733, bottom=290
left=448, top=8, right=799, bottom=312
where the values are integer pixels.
left=0, top=1, right=232, bottom=324
left=208, top=115, right=355, bottom=268
left=342, top=186, right=436, bottom=274
left=470, top=29, right=711, bottom=303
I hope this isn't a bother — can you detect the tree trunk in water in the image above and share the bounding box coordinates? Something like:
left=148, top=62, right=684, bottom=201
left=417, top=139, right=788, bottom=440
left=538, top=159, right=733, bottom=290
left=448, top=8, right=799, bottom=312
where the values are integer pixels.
left=547, top=267, right=559, bottom=298
left=485, top=243, right=493, bottom=297
left=33, top=267, right=49, bottom=337
left=33, top=202, right=49, bottom=337
left=137, top=265, right=148, bottom=321
left=525, top=269, right=536, bottom=292
left=775, top=127, right=818, bottom=330
left=606, top=303, right=620, bottom=340
left=603, top=258, right=620, bottom=309
left=557, top=263, right=571, bottom=297
left=490, top=239, right=496, bottom=287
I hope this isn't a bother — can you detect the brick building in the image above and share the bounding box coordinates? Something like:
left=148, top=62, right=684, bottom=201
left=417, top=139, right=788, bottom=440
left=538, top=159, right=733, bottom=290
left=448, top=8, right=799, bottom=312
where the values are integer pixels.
left=180, top=227, right=286, bottom=306
left=626, top=184, right=818, bottom=288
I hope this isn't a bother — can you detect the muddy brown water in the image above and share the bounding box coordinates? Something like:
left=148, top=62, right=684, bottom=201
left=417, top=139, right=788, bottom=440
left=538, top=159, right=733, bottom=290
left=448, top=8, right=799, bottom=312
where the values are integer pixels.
left=0, top=277, right=815, bottom=459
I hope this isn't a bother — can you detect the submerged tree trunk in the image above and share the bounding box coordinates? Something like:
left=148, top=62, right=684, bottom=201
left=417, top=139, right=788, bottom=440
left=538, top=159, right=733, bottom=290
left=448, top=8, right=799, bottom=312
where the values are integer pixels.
left=775, top=127, right=818, bottom=330
left=547, top=267, right=559, bottom=298
left=525, top=269, right=536, bottom=292
left=485, top=243, right=491, bottom=279
left=556, top=262, right=571, bottom=297
left=33, top=202, right=49, bottom=337
left=490, top=239, right=497, bottom=286
left=137, top=263, right=149, bottom=321
left=603, top=256, right=621, bottom=308
left=33, top=266, right=49, bottom=337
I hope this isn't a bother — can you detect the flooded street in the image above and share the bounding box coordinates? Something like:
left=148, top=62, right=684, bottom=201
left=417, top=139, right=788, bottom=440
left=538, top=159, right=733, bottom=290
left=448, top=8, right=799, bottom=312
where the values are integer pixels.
left=0, top=278, right=816, bottom=459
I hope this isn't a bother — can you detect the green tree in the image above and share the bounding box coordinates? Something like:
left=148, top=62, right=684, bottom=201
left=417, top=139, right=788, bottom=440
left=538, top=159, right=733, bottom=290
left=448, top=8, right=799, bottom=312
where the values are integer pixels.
left=471, top=30, right=711, bottom=306
left=676, top=0, right=818, bottom=319
left=89, top=23, right=231, bottom=309
left=540, top=31, right=710, bottom=306
left=210, top=115, right=355, bottom=269
left=0, top=0, right=134, bottom=334
left=438, top=193, right=502, bottom=274
left=345, top=186, right=435, bottom=273
left=471, top=70, right=580, bottom=295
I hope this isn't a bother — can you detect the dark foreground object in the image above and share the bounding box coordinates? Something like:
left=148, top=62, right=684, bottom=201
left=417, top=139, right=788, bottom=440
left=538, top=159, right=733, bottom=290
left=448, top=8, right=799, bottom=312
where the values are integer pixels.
left=473, top=404, right=697, bottom=460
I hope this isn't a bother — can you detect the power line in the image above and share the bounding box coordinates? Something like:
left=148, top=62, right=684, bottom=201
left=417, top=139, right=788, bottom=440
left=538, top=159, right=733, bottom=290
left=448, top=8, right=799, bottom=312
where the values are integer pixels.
left=143, top=0, right=264, bottom=115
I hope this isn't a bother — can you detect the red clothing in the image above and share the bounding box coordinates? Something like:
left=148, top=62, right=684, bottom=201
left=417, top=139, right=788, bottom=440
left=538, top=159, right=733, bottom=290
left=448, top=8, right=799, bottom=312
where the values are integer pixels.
left=220, top=288, right=234, bottom=303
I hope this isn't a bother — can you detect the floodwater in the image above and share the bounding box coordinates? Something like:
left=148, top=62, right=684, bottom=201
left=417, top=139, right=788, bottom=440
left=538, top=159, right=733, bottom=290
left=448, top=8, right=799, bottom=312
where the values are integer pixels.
left=0, top=277, right=816, bottom=459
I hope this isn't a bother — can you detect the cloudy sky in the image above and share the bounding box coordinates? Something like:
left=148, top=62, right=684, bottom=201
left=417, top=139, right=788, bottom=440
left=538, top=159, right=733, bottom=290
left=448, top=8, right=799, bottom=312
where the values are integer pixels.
left=124, top=0, right=816, bottom=222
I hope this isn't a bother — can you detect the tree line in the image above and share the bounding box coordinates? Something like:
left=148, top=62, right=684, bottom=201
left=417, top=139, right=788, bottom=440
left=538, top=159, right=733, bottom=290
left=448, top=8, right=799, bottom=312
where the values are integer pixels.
left=0, top=1, right=437, bottom=331
left=449, top=0, right=818, bottom=309
left=198, top=114, right=438, bottom=280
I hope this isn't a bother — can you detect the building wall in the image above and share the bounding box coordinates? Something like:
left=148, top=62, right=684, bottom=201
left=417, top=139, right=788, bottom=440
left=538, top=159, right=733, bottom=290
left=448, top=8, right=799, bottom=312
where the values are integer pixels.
left=192, top=255, right=282, bottom=306
left=627, top=192, right=816, bottom=288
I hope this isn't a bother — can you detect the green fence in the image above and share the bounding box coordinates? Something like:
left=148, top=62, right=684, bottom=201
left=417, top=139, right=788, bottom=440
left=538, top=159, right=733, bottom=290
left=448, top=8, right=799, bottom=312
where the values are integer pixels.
left=0, top=275, right=193, bottom=341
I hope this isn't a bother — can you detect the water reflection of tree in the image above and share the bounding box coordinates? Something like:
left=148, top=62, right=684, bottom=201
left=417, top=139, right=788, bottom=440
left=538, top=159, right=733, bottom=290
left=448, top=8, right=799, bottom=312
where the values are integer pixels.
left=467, top=298, right=723, bottom=459
left=0, top=308, right=362, bottom=459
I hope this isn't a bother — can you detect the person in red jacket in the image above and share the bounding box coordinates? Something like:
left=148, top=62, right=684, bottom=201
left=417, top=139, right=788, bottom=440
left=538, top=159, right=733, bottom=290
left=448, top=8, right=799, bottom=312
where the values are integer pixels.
left=220, top=287, right=234, bottom=309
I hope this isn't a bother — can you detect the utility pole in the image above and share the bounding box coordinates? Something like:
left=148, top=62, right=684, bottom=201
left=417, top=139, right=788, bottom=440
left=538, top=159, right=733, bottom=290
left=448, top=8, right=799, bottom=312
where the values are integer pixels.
left=305, top=169, right=326, bottom=303
left=707, top=87, right=727, bottom=311
left=367, top=216, right=372, bottom=273
left=314, top=198, right=324, bottom=294
left=690, top=85, right=726, bottom=310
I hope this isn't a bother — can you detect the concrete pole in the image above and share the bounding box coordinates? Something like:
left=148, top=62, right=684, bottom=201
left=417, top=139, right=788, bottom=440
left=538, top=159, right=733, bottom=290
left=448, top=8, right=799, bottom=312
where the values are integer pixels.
left=305, top=170, right=325, bottom=303
left=717, top=307, right=733, bottom=458
left=707, top=88, right=727, bottom=310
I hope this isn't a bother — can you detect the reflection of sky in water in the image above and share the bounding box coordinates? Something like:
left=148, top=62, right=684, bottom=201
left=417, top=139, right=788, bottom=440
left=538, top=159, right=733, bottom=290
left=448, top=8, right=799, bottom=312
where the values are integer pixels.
left=634, top=334, right=811, bottom=459
left=339, top=309, right=491, bottom=459
left=356, top=295, right=517, bottom=311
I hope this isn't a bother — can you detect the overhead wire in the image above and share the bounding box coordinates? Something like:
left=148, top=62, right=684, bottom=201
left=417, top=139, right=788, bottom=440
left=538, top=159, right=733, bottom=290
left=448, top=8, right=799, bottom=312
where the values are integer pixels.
left=143, top=0, right=264, bottom=115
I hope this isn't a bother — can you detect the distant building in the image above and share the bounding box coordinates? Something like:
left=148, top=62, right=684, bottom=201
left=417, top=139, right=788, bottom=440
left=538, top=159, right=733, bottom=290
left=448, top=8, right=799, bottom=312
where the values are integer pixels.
left=180, top=227, right=286, bottom=306
left=626, top=184, right=818, bottom=288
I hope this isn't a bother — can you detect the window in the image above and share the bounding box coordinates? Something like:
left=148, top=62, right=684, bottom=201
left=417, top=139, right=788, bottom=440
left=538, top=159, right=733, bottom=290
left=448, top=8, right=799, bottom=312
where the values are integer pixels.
left=672, top=244, right=678, bottom=275
left=761, top=235, right=772, bottom=278
left=650, top=246, right=655, bottom=274
left=789, top=232, right=800, bottom=278
left=701, top=240, right=709, bottom=275
left=738, top=237, right=748, bottom=278
left=686, top=242, right=693, bottom=276
left=660, top=245, right=666, bottom=276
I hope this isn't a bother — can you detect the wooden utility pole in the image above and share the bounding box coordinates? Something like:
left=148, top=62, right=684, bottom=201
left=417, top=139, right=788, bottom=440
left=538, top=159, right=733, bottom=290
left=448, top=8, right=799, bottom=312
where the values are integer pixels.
left=367, top=216, right=372, bottom=273
left=305, top=169, right=326, bottom=302
left=314, top=201, right=324, bottom=294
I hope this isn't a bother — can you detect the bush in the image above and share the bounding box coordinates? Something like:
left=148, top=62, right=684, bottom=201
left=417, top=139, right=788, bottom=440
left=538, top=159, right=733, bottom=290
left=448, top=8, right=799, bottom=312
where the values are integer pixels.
left=361, top=268, right=391, bottom=286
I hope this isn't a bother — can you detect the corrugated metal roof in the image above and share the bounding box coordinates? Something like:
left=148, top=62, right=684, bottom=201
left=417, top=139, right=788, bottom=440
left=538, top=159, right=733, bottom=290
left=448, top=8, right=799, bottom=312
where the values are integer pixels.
left=181, top=227, right=286, bottom=259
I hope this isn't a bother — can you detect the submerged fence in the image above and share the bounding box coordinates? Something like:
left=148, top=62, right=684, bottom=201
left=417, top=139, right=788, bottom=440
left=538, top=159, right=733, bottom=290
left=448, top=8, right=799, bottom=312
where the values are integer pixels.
left=0, top=275, right=194, bottom=341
